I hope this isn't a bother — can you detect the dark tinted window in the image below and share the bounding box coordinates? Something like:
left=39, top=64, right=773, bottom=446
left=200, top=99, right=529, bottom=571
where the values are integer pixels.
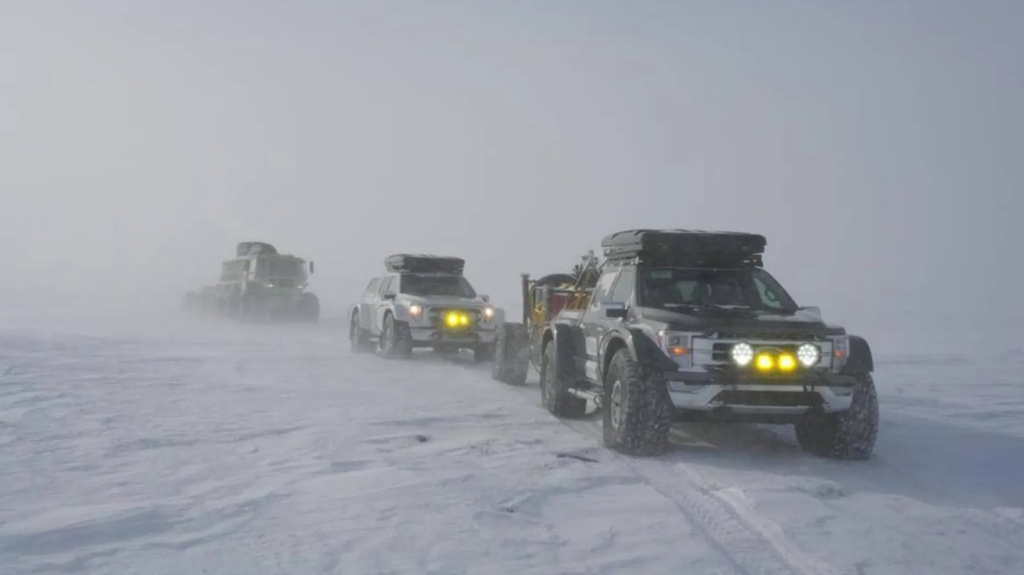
left=399, top=274, right=477, bottom=298
left=639, top=267, right=797, bottom=311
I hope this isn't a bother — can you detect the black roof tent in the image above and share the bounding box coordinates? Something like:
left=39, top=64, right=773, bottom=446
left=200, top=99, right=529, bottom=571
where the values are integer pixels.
left=600, top=229, right=766, bottom=268
left=384, top=254, right=466, bottom=275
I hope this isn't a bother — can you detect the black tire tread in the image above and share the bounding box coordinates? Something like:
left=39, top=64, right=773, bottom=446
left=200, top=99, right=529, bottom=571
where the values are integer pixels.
left=602, top=348, right=672, bottom=456
left=491, top=323, right=529, bottom=385
left=540, top=343, right=586, bottom=418
left=794, top=374, right=879, bottom=460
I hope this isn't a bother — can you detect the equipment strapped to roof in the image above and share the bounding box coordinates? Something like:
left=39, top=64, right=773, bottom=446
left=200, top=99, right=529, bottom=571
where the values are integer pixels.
left=236, top=241, right=278, bottom=257
left=384, top=253, right=465, bottom=275
left=601, top=229, right=766, bottom=268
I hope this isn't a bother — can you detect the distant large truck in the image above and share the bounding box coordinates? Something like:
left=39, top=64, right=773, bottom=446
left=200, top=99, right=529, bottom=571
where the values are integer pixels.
left=182, top=241, right=319, bottom=322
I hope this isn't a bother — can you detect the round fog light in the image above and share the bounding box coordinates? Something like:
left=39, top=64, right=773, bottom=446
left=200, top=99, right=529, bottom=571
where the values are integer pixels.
left=797, top=343, right=820, bottom=367
left=731, top=342, right=754, bottom=366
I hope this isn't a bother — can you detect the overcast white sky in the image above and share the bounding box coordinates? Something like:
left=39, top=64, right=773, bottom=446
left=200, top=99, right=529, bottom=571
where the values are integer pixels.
left=1, top=1, right=1021, bottom=331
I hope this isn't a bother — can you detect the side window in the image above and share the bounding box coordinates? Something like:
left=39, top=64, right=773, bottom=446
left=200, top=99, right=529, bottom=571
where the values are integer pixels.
left=752, top=276, right=783, bottom=308
left=589, top=270, right=619, bottom=308
left=366, top=278, right=381, bottom=294
left=380, top=275, right=397, bottom=296
left=608, top=268, right=635, bottom=305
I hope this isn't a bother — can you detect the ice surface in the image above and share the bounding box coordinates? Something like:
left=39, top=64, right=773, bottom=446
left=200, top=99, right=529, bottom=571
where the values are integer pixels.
left=0, top=311, right=1021, bottom=574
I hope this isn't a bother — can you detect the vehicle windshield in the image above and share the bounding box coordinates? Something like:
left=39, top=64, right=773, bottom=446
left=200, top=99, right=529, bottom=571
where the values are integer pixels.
left=638, top=267, right=798, bottom=312
left=400, top=274, right=477, bottom=298
left=256, top=257, right=305, bottom=279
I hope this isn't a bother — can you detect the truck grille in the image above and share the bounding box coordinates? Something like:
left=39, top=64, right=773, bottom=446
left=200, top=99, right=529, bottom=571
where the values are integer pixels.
left=426, top=307, right=482, bottom=327
left=692, top=336, right=832, bottom=368
left=712, top=342, right=803, bottom=362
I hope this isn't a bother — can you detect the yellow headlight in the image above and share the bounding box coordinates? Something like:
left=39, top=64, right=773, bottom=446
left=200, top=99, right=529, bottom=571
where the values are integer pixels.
left=445, top=312, right=469, bottom=327
left=777, top=354, right=797, bottom=371
left=755, top=353, right=774, bottom=371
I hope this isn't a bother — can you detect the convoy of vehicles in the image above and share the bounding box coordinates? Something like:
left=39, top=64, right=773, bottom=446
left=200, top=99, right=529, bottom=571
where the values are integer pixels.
left=347, top=254, right=505, bottom=361
left=490, top=229, right=878, bottom=460
left=182, top=241, right=319, bottom=322
left=186, top=232, right=878, bottom=460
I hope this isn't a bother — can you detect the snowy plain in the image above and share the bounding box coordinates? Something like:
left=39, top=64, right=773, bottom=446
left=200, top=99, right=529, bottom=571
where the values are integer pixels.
left=1, top=308, right=1022, bottom=575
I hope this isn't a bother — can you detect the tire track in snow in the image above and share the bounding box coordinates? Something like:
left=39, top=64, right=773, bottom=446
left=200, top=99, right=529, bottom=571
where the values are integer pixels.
left=484, top=368, right=839, bottom=575
left=557, top=416, right=840, bottom=575
left=362, top=352, right=842, bottom=575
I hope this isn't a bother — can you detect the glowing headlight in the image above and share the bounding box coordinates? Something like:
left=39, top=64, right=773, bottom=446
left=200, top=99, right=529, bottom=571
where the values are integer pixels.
left=445, top=312, right=469, bottom=327
left=482, top=307, right=495, bottom=319
left=796, top=343, right=820, bottom=367
left=755, top=353, right=774, bottom=371
left=778, top=354, right=797, bottom=371
left=730, top=342, right=754, bottom=366
left=408, top=304, right=423, bottom=316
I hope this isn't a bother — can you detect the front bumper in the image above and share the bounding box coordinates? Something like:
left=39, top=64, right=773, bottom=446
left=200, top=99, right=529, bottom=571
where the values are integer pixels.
left=664, top=368, right=857, bottom=418
left=408, top=325, right=497, bottom=346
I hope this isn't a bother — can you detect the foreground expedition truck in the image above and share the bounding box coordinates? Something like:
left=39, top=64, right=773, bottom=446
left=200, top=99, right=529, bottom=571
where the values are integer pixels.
left=182, top=241, right=319, bottom=322
left=492, top=229, right=878, bottom=460
left=348, top=254, right=505, bottom=361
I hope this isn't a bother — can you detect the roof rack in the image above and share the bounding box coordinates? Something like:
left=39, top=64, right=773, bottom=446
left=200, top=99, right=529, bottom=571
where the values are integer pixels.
left=601, top=229, right=766, bottom=268
left=384, top=253, right=465, bottom=275
left=236, top=241, right=278, bottom=257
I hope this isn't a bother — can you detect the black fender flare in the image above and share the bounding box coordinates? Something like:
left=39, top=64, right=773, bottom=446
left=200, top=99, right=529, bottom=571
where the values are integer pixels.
left=543, top=323, right=578, bottom=380
left=841, top=335, right=874, bottom=375
left=598, top=326, right=678, bottom=383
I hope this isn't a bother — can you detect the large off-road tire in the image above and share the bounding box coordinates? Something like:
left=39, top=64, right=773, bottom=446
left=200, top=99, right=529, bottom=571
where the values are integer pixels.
left=491, top=323, right=529, bottom=385
left=535, top=273, right=576, bottom=287
left=298, top=293, right=320, bottom=322
left=601, top=348, right=672, bottom=456
left=539, top=342, right=586, bottom=418
left=794, top=374, right=879, bottom=460
left=378, top=313, right=412, bottom=359
left=349, top=312, right=374, bottom=353
left=235, top=290, right=265, bottom=322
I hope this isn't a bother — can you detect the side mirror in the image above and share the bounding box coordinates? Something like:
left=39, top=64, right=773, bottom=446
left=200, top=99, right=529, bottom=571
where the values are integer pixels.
left=480, top=294, right=490, bottom=303
left=600, top=302, right=627, bottom=319
left=309, top=261, right=315, bottom=274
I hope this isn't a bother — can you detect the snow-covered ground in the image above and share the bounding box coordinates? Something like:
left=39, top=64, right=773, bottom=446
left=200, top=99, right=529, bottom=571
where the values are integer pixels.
left=1, top=311, right=1021, bottom=575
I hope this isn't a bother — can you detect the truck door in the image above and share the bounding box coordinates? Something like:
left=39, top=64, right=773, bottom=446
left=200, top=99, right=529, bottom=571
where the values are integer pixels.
left=373, top=275, right=398, bottom=335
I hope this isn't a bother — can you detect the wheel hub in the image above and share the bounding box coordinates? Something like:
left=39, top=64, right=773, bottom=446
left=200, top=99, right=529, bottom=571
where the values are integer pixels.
left=610, top=379, right=624, bottom=429
left=380, top=322, right=391, bottom=352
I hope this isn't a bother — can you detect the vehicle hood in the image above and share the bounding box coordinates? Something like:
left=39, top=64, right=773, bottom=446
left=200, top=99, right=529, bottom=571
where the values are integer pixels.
left=637, top=306, right=846, bottom=337
left=398, top=295, right=491, bottom=309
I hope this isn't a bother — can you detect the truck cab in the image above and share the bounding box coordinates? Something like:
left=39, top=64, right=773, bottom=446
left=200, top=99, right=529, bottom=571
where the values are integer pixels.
left=539, top=229, right=879, bottom=460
